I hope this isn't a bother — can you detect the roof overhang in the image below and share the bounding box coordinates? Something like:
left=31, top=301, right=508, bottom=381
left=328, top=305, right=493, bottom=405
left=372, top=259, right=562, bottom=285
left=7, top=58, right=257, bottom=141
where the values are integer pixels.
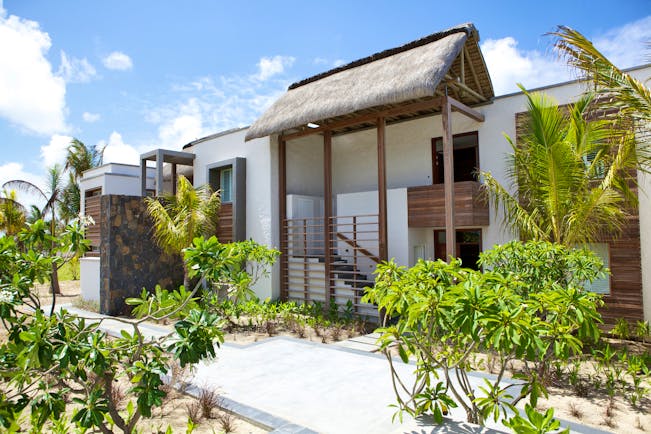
left=140, top=149, right=195, bottom=166
left=245, top=23, right=493, bottom=141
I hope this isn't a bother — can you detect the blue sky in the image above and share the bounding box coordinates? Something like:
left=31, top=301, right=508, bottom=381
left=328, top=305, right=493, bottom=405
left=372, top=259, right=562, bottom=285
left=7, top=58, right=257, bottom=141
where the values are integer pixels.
left=0, top=0, right=649, bottom=206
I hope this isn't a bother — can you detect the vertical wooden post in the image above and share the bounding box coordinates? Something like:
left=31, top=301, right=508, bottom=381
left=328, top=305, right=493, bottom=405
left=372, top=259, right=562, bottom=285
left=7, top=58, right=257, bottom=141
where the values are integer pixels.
left=279, top=138, right=288, bottom=300
left=442, top=96, right=456, bottom=260
left=377, top=117, right=388, bottom=261
left=323, top=131, right=333, bottom=308
left=172, top=163, right=177, bottom=194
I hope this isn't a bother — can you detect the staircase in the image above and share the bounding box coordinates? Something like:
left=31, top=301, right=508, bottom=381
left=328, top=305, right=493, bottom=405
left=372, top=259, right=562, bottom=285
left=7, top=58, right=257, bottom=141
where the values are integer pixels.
left=286, top=255, right=377, bottom=318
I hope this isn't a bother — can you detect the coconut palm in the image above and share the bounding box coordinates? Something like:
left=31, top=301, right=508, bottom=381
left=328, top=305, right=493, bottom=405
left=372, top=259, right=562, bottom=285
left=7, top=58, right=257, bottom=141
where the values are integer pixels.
left=482, top=87, right=639, bottom=246
left=4, top=165, right=65, bottom=294
left=60, top=139, right=104, bottom=222
left=552, top=26, right=651, bottom=125
left=0, top=189, right=27, bottom=236
left=145, top=175, right=221, bottom=289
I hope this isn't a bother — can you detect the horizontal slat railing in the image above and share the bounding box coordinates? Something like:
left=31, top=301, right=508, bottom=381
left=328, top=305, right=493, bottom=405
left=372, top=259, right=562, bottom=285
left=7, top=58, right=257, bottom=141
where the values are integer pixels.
left=281, top=214, right=379, bottom=319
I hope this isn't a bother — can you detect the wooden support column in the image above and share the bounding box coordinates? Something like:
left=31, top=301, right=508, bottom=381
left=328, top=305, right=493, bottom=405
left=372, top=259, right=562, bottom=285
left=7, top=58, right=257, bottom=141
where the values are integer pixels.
left=442, top=96, right=456, bottom=260
left=323, top=131, right=333, bottom=307
left=172, top=163, right=177, bottom=194
left=140, top=158, right=147, bottom=197
left=279, top=139, right=288, bottom=300
left=377, top=117, right=388, bottom=261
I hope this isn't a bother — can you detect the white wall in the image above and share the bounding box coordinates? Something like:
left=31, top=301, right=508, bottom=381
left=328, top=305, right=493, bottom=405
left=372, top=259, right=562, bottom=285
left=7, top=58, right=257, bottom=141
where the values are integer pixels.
left=79, top=164, right=155, bottom=213
left=80, top=257, right=100, bottom=302
left=286, top=135, right=324, bottom=196
left=335, top=188, right=409, bottom=276
left=189, top=128, right=279, bottom=300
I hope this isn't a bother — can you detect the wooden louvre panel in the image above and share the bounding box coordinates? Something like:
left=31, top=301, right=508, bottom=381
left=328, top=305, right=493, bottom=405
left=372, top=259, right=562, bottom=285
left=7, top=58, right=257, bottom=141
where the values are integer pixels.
left=84, top=190, right=101, bottom=256
left=407, top=181, right=489, bottom=228
left=217, top=203, right=233, bottom=243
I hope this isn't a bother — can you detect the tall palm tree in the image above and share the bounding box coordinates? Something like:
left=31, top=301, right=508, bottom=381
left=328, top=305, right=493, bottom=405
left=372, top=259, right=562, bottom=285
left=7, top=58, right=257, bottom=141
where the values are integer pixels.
left=0, top=189, right=27, bottom=236
left=145, top=175, right=221, bottom=289
left=4, top=165, right=65, bottom=294
left=60, top=139, right=104, bottom=222
left=482, top=88, right=638, bottom=246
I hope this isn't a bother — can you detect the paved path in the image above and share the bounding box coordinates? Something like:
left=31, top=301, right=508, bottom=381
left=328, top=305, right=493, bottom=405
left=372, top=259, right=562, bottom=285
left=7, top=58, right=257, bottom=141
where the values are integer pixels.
left=53, top=305, right=608, bottom=434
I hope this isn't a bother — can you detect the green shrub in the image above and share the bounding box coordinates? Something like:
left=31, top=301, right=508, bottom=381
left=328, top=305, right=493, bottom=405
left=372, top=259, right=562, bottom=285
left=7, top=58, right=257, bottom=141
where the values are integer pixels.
left=364, top=240, right=604, bottom=428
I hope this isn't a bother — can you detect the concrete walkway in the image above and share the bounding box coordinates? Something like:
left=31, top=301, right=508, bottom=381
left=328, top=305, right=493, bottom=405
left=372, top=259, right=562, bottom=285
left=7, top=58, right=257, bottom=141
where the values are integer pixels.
left=53, top=305, right=609, bottom=434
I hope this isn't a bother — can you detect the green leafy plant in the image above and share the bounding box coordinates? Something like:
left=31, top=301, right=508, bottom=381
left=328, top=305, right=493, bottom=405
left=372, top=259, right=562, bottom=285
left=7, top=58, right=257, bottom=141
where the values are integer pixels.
left=612, top=318, right=631, bottom=340
left=502, top=404, right=569, bottom=434
left=364, top=240, right=603, bottom=428
left=0, top=224, right=234, bottom=433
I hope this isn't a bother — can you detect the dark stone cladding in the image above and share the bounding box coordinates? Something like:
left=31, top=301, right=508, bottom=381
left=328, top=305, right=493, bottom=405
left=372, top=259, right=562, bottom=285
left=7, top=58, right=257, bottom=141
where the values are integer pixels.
left=99, top=195, right=183, bottom=315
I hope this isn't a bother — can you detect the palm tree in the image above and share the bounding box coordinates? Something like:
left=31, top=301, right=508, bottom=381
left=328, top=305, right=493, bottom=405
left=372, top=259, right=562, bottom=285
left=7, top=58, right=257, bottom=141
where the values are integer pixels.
left=60, top=139, right=104, bottom=222
left=482, top=88, right=639, bottom=246
left=145, top=175, right=221, bottom=289
left=4, top=165, right=65, bottom=294
left=0, top=189, right=27, bottom=236
left=552, top=26, right=650, bottom=125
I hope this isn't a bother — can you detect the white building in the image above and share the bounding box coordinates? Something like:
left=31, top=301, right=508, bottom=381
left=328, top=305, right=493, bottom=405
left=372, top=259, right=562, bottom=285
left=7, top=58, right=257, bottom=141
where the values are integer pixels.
left=81, top=23, right=651, bottom=323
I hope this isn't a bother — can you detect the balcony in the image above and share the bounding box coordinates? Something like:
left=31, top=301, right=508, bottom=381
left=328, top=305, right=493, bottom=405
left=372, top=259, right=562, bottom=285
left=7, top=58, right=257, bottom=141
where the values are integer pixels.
left=407, top=181, right=489, bottom=228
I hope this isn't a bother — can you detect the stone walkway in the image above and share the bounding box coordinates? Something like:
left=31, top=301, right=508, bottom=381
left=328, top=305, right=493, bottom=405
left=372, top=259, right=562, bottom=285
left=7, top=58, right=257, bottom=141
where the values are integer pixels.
left=53, top=305, right=609, bottom=434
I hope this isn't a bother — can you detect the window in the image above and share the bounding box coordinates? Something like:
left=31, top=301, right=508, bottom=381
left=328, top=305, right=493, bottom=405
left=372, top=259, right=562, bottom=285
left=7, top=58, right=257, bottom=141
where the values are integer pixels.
left=219, top=167, right=232, bottom=203
left=583, top=243, right=610, bottom=295
left=431, top=132, right=479, bottom=184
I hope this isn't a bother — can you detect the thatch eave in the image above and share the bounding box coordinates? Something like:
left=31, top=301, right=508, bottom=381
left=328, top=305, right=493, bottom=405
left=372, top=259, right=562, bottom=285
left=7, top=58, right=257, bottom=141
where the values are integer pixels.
left=245, top=23, right=493, bottom=141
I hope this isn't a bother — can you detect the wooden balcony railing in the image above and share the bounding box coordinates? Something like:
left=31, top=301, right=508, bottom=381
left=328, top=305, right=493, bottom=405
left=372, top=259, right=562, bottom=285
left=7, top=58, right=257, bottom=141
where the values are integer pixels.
left=407, top=181, right=489, bottom=227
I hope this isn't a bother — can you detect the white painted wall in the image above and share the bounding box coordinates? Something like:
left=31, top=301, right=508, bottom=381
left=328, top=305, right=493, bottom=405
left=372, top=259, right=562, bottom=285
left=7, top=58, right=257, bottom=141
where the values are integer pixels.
left=335, top=188, right=409, bottom=276
left=189, top=127, right=279, bottom=300
left=80, top=257, right=100, bottom=302
left=286, top=135, right=324, bottom=196
left=79, top=164, right=155, bottom=213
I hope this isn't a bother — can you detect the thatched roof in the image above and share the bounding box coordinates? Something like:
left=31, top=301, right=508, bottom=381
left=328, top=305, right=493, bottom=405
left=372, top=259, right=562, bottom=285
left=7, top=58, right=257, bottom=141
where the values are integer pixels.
left=245, top=23, right=493, bottom=141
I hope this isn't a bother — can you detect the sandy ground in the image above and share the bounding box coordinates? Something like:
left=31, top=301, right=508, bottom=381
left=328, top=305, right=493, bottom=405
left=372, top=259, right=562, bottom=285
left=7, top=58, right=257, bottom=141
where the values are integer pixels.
left=2, top=281, right=649, bottom=433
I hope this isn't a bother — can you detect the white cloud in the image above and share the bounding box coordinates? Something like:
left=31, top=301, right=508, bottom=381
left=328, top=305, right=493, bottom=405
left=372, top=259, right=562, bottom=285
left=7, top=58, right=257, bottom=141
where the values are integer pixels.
left=156, top=98, right=204, bottom=149
left=313, top=57, right=346, bottom=68
left=0, top=9, right=67, bottom=135
left=40, top=134, right=72, bottom=167
left=0, top=161, right=46, bottom=209
left=102, top=51, right=133, bottom=71
left=593, top=16, right=651, bottom=68
left=58, top=51, right=97, bottom=83
left=82, top=111, right=100, bottom=123
left=482, top=16, right=651, bottom=96
left=100, top=132, right=140, bottom=165
left=481, top=37, right=572, bottom=95
left=256, top=55, right=295, bottom=81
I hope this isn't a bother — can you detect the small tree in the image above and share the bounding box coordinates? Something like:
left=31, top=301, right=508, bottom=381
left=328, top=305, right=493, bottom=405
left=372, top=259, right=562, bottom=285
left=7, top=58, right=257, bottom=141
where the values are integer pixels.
left=145, top=176, right=221, bottom=289
left=4, top=165, right=66, bottom=295
left=0, top=223, right=225, bottom=433
left=364, top=241, right=604, bottom=429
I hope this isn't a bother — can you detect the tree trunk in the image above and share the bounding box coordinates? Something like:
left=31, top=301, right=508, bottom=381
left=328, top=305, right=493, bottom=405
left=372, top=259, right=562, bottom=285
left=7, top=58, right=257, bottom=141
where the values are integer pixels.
left=183, top=261, right=189, bottom=290
left=50, top=262, right=61, bottom=295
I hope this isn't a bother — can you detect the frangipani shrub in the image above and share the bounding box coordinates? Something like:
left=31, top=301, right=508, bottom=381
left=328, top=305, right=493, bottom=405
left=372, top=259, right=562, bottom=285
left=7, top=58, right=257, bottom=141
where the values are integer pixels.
left=363, top=241, right=605, bottom=428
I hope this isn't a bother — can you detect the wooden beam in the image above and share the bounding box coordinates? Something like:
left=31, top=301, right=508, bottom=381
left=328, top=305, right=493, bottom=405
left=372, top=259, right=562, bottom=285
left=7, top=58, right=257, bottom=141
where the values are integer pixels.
left=279, top=138, right=288, bottom=300
left=280, top=97, right=443, bottom=141
left=464, top=45, right=483, bottom=93
left=442, top=96, right=456, bottom=260
left=323, top=130, right=334, bottom=307
left=377, top=117, right=388, bottom=261
left=172, top=163, right=177, bottom=194
left=447, top=96, right=485, bottom=122
left=445, top=74, right=488, bottom=103
left=460, top=48, right=465, bottom=85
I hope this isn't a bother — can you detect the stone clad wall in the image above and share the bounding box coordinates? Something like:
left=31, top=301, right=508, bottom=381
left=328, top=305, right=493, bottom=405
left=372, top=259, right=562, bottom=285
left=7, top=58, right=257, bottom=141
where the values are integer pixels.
left=100, top=195, right=183, bottom=315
